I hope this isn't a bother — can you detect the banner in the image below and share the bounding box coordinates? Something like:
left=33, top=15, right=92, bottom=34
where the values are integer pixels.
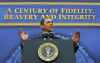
left=0, top=2, right=100, bottom=26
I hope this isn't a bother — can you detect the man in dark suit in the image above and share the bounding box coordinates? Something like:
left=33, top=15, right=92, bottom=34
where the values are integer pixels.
left=6, top=18, right=95, bottom=63
left=6, top=18, right=81, bottom=63
left=20, top=18, right=80, bottom=53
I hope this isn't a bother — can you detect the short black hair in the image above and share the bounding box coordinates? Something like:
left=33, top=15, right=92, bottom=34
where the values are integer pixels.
left=40, top=18, right=53, bottom=25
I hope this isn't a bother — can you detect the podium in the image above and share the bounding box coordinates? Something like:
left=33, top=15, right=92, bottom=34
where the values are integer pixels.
left=22, top=37, right=75, bottom=63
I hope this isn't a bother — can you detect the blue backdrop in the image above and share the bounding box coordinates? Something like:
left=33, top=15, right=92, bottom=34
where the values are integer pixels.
left=0, top=2, right=100, bottom=63
left=0, top=26, right=100, bottom=63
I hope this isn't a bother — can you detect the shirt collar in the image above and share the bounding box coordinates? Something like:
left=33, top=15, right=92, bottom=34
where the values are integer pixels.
left=42, top=31, right=54, bottom=34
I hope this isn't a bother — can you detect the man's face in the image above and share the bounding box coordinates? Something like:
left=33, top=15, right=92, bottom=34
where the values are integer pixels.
left=40, top=19, right=53, bottom=32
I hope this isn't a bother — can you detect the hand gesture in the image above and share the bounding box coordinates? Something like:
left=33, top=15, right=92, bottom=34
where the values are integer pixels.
left=72, top=31, right=80, bottom=44
left=19, top=28, right=28, bottom=40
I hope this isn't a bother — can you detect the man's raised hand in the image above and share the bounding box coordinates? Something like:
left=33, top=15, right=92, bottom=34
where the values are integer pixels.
left=19, top=28, right=28, bottom=40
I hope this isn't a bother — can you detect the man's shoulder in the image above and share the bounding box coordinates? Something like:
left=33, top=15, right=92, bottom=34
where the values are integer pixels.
left=54, top=33, right=72, bottom=40
left=28, top=33, right=41, bottom=39
left=28, top=32, right=72, bottom=40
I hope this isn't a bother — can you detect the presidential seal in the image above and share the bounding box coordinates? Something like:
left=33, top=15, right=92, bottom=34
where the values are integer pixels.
left=38, top=42, right=59, bottom=62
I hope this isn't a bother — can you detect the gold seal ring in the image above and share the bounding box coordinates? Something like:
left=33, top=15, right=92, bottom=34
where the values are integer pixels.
left=38, top=42, right=59, bottom=62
